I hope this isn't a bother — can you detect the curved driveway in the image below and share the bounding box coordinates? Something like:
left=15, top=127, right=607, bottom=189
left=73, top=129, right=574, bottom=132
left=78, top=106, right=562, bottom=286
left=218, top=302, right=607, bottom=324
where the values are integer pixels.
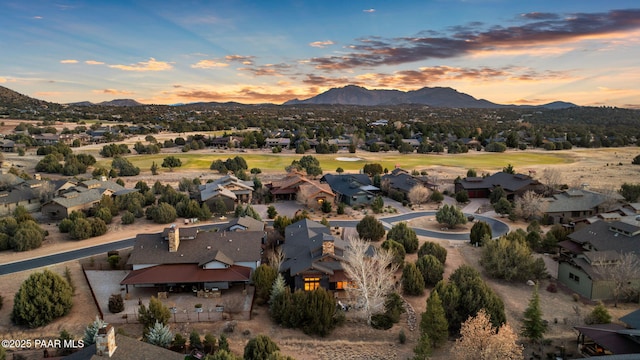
left=0, top=212, right=509, bottom=275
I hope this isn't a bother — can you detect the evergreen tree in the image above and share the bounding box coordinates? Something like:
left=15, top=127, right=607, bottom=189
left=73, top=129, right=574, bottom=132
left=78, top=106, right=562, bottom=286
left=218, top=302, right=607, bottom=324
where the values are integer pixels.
left=420, top=291, right=449, bottom=348
left=386, top=222, right=419, bottom=253
left=416, top=255, right=444, bottom=287
left=83, top=316, right=106, bottom=345
left=252, top=264, right=278, bottom=305
left=521, top=285, right=547, bottom=343
left=147, top=321, right=173, bottom=347
left=470, top=221, right=492, bottom=246
left=138, top=296, right=171, bottom=336
left=435, top=204, right=467, bottom=228
left=356, top=215, right=385, bottom=241
left=12, top=270, right=73, bottom=328
left=268, top=274, right=291, bottom=324
left=412, top=333, right=432, bottom=360
left=244, top=334, right=280, bottom=360
left=402, top=262, right=425, bottom=296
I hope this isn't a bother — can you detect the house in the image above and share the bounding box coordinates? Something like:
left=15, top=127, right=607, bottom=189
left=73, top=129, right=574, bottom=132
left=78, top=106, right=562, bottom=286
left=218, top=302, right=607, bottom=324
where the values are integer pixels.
left=122, top=225, right=264, bottom=292
left=381, top=168, right=437, bottom=198
left=41, top=179, right=128, bottom=220
left=0, top=181, right=43, bottom=217
left=543, top=189, right=623, bottom=224
left=265, top=137, right=291, bottom=148
left=320, top=173, right=378, bottom=206
left=267, top=171, right=336, bottom=209
left=211, top=136, right=243, bottom=148
left=65, top=323, right=184, bottom=360
left=280, top=219, right=350, bottom=291
left=557, top=218, right=640, bottom=300
left=267, top=171, right=311, bottom=201
left=297, top=182, right=335, bottom=211
left=454, top=171, right=542, bottom=199
left=574, top=308, right=640, bottom=357
left=223, top=215, right=265, bottom=232
left=195, top=175, right=254, bottom=212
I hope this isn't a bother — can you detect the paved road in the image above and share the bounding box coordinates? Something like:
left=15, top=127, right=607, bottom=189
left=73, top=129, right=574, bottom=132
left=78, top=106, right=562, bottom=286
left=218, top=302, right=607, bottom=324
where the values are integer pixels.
left=0, top=212, right=509, bottom=275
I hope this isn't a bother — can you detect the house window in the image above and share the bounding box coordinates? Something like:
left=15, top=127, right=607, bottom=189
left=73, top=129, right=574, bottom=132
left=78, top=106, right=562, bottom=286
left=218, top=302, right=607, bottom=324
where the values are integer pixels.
left=304, top=277, right=320, bottom=291
left=335, top=281, right=349, bottom=290
left=569, top=273, right=580, bottom=283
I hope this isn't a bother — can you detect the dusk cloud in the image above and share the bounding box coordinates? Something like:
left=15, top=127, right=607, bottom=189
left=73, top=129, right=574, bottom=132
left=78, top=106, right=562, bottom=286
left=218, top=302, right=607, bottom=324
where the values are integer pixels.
left=85, top=60, right=105, bottom=65
left=309, top=9, right=640, bottom=70
left=60, top=59, right=78, bottom=64
left=363, top=9, right=375, bottom=13
left=309, top=40, right=334, bottom=48
left=94, top=89, right=134, bottom=95
left=109, top=58, right=173, bottom=72
left=191, top=60, right=229, bottom=69
left=225, top=55, right=255, bottom=65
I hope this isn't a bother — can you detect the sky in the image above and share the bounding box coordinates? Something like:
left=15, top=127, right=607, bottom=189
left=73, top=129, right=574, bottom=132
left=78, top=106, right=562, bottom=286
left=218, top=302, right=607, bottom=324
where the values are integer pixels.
left=1, top=1, right=640, bottom=108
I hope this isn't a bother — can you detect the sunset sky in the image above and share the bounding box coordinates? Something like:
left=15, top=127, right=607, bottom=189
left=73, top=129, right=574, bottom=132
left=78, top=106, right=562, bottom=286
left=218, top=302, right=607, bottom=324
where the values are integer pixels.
left=1, top=1, right=640, bottom=107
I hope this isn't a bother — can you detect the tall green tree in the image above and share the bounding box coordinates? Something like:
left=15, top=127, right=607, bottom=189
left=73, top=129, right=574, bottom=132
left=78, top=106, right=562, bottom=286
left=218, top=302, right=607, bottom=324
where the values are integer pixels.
left=469, top=221, right=492, bottom=246
left=12, top=270, right=73, bottom=328
left=420, top=291, right=449, bottom=348
left=416, top=255, right=444, bottom=287
left=386, top=222, right=419, bottom=253
left=252, top=264, right=278, bottom=305
left=356, top=215, right=385, bottom=242
left=138, top=296, right=171, bottom=336
left=521, top=285, right=547, bottom=343
left=402, top=262, right=425, bottom=296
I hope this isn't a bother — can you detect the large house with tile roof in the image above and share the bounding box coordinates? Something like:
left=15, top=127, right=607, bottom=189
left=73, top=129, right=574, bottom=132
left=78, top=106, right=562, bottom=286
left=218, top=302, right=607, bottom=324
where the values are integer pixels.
left=280, top=219, right=351, bottom=291
left=195, top=175, right=254, bottom=213
left=543, top=188, right=623, bottom=225
left=454, top=171, right=543, bottom=199
left=320, top=173, right=378, bottom=206
left=557, top=218, right=640, bottom=300
left=41, top=179, right=128, bottom=220
left=122, top=225, right=264, bottom=292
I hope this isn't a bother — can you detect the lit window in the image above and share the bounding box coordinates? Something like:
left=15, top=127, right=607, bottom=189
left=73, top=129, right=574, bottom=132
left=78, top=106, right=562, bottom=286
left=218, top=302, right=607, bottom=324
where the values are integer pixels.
left=304, top=277, right=320, bottom=291
left=335, top=281, right=348, bottom=290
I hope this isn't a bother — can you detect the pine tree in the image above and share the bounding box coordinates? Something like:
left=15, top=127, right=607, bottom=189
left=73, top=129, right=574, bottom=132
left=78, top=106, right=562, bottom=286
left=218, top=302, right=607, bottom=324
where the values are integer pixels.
left=147, top=321, right=173, bottom=347
left=402, top=262, right=425, bottom=296
left=521, top=285, right=547, bottom=343
left=268, top=274, right=291, bottom=324
left=420, top=291, right=449, bottom=348
left=83, top=316, right=106, bottom=345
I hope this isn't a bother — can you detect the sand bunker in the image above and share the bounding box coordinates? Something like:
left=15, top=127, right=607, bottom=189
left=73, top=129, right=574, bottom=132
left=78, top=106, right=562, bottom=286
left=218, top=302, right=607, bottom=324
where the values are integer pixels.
left=336, top=157, right=364, bottom=161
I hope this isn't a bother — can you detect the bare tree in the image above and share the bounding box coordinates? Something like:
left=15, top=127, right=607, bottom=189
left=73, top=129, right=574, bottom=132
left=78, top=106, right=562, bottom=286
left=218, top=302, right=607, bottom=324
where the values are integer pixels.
left=408, top=185, right=430, bottom=207
left=513, top=191, right=547, bottom=221
left=34, top=181, right=56, bottom=202
left=342, top=235, right=399, bottom=324
left=452, top=309, right=523, bottom=360
left=541, top=168, right=562, bottom=196
left=594, top=252, right=640, bottom=307
left=594, top=186, right=622, bottom=212
left=265, top=246, right=285, bottom=272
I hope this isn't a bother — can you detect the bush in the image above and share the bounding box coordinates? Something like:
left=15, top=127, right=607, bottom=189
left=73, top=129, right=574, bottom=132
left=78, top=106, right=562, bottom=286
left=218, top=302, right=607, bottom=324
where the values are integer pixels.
left=12, top=270, right=73, bottom=328
left=546, top=283, right=558, bottom=293
left=585, top=302, right=612, bottom=325
left=370, top=313, right=394, bottom=330
left=108, top=294, right=124, bottom=313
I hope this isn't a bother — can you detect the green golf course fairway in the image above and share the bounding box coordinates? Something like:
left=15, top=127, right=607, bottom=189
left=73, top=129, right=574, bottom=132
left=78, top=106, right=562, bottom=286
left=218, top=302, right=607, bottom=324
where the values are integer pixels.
left=96, top=150, right=572, bottom=174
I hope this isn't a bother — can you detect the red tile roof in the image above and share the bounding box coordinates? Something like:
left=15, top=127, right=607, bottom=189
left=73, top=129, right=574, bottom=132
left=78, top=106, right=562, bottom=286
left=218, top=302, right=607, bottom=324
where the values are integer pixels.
left=120, top=264, right=252, bottom=285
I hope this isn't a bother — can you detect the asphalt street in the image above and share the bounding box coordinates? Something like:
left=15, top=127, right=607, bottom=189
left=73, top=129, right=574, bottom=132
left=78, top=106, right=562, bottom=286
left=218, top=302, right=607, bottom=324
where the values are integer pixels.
left=0, top=211, right=509, bottom=275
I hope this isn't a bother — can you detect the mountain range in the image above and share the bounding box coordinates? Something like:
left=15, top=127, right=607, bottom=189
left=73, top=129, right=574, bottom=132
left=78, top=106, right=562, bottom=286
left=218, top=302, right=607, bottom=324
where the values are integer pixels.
left=0, top=84, right=576, bottom=109
left=284, top=85, right=576, bottom=109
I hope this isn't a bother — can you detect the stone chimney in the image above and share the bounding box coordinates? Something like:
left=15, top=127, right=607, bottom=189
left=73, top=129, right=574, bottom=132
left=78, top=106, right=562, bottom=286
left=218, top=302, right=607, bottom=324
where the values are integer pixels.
left=168, top=225, right=180, bottom=252
left=322, top=241, right=335, bottom=256
left=95, top=324, right=117, bottom=357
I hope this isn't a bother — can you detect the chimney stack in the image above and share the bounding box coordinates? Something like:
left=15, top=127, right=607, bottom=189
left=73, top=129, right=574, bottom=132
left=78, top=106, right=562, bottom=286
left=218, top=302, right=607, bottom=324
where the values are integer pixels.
left=95, top=324, right=117, bottom=357
left=168, top=225, right=180, bottom=252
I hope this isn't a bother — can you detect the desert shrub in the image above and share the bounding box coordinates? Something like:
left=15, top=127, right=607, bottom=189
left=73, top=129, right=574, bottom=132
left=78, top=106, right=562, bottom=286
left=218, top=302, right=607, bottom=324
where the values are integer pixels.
left=417, top=241, right=447, bottom=264
left=108, top=294, right=124, bottom=313
left=370, top=313, right=394, bottom=330
left=546, top=283, right=558, bottom=293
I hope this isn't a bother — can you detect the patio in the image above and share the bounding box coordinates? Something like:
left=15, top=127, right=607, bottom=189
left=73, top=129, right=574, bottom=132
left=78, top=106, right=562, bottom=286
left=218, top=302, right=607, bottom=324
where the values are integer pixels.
left=84, top=270, right=254, bottom=324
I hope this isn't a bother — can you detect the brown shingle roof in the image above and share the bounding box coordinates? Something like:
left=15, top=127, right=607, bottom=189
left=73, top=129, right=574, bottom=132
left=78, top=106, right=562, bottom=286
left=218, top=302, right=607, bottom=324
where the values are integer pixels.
left=127, top=229, right=263, bottom=267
